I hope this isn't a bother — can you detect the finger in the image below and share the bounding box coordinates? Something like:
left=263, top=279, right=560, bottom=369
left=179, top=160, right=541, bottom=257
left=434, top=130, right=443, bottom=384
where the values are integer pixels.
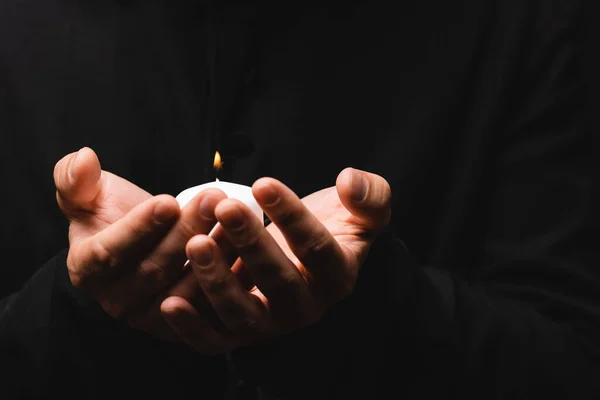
left=214, top=199, right=317, bottom=319
left=108, top=189, right=228, bottom=308
left=154, top=271, right=230, bottom=338
left=167, top=270, right=211, bottom=310
left=336, top=168, right=392, bottom=232
left=207, top=222, right=240, bottom=268
left=187, top=234, right=274, bottom=335
left=70, top=195, right=180, bottom=290
left=161, top=297, right=232, bottom=356
left=230, top=258, right=256, bottom=292
left=54, top=147, right=102, bottom=211
left=208, top=224, right=253, bottom=289
left=251, top=178, right=352, bottom=301
left=152, top=188, right=227, bottom=273
left=167, top=225, right=251, bottom=307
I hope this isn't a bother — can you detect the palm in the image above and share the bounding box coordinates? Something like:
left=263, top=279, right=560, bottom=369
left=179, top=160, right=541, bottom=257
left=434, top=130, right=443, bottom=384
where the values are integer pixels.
left=266, top=186, right=371, bottom=278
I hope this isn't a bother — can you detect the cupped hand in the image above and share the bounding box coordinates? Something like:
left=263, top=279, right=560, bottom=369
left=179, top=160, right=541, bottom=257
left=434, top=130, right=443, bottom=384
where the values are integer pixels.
left=162, top=167, right=392, bottom=350
left=54, top=147, right=227, bottom=346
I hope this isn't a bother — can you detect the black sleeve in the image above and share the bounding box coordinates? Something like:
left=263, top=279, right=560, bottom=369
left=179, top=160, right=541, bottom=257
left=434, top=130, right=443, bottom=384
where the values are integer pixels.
left=232, top=2, right=600, bottom=399
left=0, top=251, right=228, bottom=398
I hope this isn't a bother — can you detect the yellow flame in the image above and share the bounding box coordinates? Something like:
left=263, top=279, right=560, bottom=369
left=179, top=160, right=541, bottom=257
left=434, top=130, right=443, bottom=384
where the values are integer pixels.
left=213, top=151, right=223, bottom=170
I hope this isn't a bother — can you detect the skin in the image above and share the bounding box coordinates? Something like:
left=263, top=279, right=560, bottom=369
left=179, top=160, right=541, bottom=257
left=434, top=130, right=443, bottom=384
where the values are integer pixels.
left=54, top=147, right=225, bottom=342
left=54, top=147, right=392, bottom=353
left=163, top=171, right=392, bottom=352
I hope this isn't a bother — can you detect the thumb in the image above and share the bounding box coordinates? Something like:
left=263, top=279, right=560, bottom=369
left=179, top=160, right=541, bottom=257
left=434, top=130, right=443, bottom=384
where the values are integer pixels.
left=54, top=147, right=102, bottom=213
left=336, top=167, right=392, bottom=232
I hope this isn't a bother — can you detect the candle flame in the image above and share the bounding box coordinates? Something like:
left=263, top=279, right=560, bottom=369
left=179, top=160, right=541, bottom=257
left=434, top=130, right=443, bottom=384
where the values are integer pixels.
left=213, top=151, right=223, bottom=170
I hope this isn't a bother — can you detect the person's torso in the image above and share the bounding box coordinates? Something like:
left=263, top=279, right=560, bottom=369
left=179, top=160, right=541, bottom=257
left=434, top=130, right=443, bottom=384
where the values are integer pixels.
left=0, top=1, right=571, bottom=398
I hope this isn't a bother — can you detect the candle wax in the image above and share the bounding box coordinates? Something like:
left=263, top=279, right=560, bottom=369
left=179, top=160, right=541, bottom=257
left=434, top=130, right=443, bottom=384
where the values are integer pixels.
left=175, top=180, right=263, bottom=223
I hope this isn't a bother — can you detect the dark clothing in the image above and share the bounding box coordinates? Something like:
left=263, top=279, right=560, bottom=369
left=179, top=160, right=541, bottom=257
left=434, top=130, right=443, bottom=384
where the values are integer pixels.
left=1, top=0, right=599, bottom=398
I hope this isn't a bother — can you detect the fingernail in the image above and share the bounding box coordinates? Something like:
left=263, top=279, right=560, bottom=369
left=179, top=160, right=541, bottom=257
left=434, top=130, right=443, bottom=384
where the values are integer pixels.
left=154, top=202, right=177, bottom=224
left=68, top=149, right=80, bottom=180
left=350, top=169, right=367, bottom=202
left=220, top=207, right=245, bottom=230
left=199, top=195, right=217, bottom=220
left=192, top=242, right=213, bottom=266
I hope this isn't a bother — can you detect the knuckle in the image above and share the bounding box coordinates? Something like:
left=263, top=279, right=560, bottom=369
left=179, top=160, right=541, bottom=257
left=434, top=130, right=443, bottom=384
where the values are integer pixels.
left=203, top=276, right=229, bottom=296
left=274, top=271, right=301, bottom=291
left=306, top=231, right=331, bottom=253
left=66, top=252, right=84, bottom=286
left=273, top=206, right=301, bottom=228
left=235, top=232, right=262, bottom=255
left=67, top=247, right=107, bottom=293
left=138, top=258, right=168, bottom=286
left=127, top=217, right=155, bottom=238
left=68, top=273, right=83, bottom=288
left=296, top=231, right=331, bottom=261
left=90, top=238, right=119, bottom=269
left=177, top=218, right=200, bottom=240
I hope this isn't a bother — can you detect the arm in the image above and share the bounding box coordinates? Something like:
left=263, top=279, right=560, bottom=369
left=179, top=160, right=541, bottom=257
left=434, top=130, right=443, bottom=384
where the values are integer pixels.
left=0, top=251, right=231, bottom=398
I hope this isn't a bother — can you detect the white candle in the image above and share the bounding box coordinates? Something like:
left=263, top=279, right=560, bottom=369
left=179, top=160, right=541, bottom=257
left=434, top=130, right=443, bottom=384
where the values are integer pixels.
left=176, top=179, right=263, bottom=268
left=175, top=179, right=263, bottom=223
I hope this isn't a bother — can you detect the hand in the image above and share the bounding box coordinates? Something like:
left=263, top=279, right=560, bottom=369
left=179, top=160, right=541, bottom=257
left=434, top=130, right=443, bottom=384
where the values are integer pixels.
left=54, top=147, right=227, bottom=344
left=161, top=168, right=391, bottom=350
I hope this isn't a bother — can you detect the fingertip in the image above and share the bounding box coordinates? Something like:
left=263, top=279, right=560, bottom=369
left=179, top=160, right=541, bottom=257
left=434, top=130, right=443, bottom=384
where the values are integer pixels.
left=252, top=178, right=281, bottom=207
left=336, top=168, right=392, bottom=229
left=191, top=189, right=228, bottom=220
left=62, top=147, right=102, bottom=204
left=214, top=196, right=241, bottom=209
left=160, top=296, right=179, bottom=315
left=336, top=167, right=366, bottom=203
left=154, top=194, right=180, bottom=207
left=336, top=167, right=354, bottom=192
left=67, top=150, right=79, bottom=181
left=336, top=167, right=354, bottom=182
left=152, top=195, right=181, bottom=224
left=69, top=147, right=100, bottom=181
left=185, top=188, right=227, bottom=208
left=252, top=177, right=279, bottom=191
left=214, top=197, right=245, bottom=221
left=79, top=146, right=95, bottom=155
left=186, top=234, right=215, bottom=266
left=202, top=187, right=228, bottom=198
left=54, top=147, right=102, bottom=204
left=160, top=296, right=192, bottom=317
left=53, top=153, right=69, bottom=188
left=187, top=233, right=212, bottom=248
left=161, top=296, right=228, bottom=356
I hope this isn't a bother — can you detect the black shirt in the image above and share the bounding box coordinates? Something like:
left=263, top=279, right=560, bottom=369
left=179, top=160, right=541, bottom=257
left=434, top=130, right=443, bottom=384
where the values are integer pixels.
left=1, top=0, right=599, bottom=398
